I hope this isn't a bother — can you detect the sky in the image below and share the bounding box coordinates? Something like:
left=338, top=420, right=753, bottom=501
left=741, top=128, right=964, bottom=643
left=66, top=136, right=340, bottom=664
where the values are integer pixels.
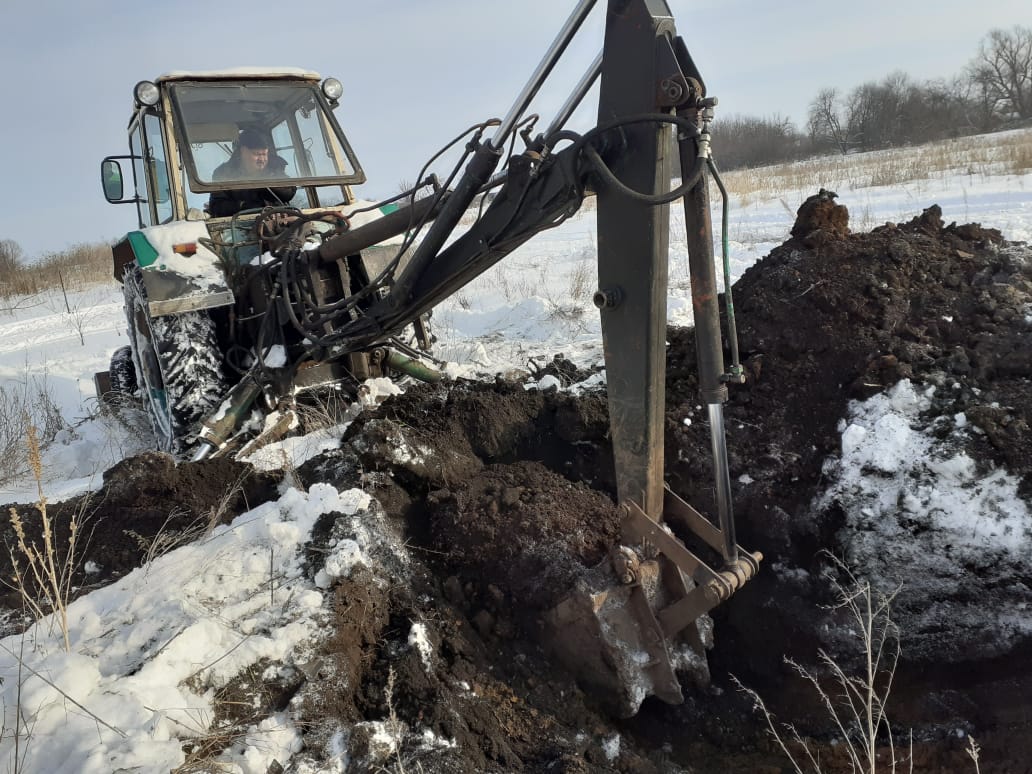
left=0, top=0, right=1028, bottom=260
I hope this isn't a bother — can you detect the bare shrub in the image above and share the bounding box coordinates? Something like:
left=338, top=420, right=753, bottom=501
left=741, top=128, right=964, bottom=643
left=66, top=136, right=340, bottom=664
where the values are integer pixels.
left=0, top=375, right=65, bottom=487
left=733, top=554, right=909, bottom=773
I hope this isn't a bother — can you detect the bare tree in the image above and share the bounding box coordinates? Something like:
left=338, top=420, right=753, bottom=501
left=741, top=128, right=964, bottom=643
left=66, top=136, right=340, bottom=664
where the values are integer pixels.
left=0, top=239, right=25, bottom=301
left=0, top=239, right=22, bottom=275
left=807, top=88, right=851, bottom=154
left=712, top=113, right=809, bottom=169
left=967, top=26, right=1032, bottom=123
left=959, top=75, right=1003, bottom=133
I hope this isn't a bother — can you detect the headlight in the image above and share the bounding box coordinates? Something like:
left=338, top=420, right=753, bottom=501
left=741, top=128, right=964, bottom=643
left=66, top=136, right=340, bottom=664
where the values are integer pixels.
left=134, top=81, right=160, bottom=106
left=321, top=78, right=343, bottom=101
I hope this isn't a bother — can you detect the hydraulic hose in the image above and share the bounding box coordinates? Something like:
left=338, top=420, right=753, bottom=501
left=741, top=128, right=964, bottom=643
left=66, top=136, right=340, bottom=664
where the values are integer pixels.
left=575, top=113, right=705, bottom=204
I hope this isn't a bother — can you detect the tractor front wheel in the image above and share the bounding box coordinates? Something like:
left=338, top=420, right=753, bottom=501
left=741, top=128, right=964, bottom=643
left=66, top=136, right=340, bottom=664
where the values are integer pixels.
left=123, top=268, right=227, bottom=454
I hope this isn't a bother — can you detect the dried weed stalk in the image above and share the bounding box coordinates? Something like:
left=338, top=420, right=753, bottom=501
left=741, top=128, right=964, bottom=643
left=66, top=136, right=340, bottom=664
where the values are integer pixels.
left=5, top=424, right=81, bottom=651
left=966, top=735, right=981, bottom=774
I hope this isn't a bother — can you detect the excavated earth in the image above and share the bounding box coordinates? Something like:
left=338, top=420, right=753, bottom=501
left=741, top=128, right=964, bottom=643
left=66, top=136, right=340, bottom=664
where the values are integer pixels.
left=3, top=195, right=1032, bottom=772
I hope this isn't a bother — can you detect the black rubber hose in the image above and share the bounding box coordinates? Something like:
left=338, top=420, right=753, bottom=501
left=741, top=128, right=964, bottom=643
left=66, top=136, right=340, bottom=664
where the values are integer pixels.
left=573, top=113, right=705, bottom=204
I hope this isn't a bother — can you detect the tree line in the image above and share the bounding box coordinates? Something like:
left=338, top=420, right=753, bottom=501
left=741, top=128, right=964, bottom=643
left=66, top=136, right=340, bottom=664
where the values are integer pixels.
left=0, top=238, right=112, bottom=300
left=712, top=25, right=1032, bottom=170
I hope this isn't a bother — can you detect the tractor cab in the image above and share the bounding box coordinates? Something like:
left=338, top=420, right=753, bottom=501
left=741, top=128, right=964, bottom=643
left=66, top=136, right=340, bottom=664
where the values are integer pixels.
left=101, top=69, right=366, bottom=226
left=95, top=68, right=432, bottom=459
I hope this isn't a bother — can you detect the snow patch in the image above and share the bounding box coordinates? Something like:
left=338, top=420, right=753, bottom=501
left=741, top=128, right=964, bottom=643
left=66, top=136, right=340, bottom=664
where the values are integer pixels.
left=408, top=622, right=434, bottom=671
left=315, top=538, right=366, bottom=589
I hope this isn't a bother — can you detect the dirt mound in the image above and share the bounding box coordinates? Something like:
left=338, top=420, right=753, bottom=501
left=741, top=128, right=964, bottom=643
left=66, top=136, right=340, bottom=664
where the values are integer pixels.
left=790, top=187, right=849, bottom=247
left=430, top=460, right=622, bottom=610
left=301, top=198, right=1030, bottom=771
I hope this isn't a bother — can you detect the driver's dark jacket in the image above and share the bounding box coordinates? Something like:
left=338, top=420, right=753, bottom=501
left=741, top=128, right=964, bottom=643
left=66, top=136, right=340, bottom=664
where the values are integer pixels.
left=207, top=156, right=297, bottom=217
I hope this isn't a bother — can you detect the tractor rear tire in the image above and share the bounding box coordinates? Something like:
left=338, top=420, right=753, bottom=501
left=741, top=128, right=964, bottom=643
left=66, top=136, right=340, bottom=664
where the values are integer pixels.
left=123, top=268, right=227, bottom=454
left=109, top=345, right=138, bottom=397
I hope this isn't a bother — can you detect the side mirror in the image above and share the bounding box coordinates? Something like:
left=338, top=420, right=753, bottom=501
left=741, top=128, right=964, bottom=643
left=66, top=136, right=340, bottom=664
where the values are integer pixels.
left=102, top=158, right=124, bottom=202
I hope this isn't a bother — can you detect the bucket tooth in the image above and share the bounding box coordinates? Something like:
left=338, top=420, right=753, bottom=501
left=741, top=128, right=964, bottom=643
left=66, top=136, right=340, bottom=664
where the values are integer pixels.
left=545, top=557, right=687, bottom=717
left=544, top=492, right=761, bottom=716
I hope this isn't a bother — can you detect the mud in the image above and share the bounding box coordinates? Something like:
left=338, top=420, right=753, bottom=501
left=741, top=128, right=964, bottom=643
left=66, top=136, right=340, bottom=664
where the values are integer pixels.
left=3, top=195, right=1031, bottom=772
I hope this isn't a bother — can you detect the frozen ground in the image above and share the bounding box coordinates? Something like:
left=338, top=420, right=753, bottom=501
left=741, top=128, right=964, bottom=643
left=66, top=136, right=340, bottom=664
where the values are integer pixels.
left=0, top=132, right=1029, bottom=771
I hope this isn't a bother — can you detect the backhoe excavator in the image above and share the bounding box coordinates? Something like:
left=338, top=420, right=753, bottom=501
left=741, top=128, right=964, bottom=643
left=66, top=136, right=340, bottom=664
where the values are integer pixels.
left=97, top=0, right=761, bottom=717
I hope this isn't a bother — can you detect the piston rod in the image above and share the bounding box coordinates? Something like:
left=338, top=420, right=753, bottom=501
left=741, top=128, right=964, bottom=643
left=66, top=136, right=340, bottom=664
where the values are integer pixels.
left=544, top=52, right=603, bottom=138
left=491, top=0, right=599, bottom=149
left=707, top=403, right=737, bottom=564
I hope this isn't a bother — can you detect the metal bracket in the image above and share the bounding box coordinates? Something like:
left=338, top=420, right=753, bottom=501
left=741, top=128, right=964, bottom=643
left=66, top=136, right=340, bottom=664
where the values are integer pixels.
left=621, top=495, right=762, bottom=639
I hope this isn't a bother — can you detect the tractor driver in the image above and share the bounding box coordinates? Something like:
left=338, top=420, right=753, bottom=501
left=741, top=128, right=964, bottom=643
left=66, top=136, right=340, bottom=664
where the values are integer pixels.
left=207, top=128, right=298, bottom=217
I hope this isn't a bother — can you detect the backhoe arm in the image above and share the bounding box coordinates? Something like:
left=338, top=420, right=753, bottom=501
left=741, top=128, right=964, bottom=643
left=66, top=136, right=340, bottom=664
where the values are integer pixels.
left=314, top=1, right=725, bottom=529
left=303, top=0, right=762, bottom=716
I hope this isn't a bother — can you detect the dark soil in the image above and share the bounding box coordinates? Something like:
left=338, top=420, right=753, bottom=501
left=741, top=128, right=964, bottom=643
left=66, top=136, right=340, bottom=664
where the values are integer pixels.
left=3, top=194, right=1030, bottom=772
left=0, top=453, right=279, bottom=617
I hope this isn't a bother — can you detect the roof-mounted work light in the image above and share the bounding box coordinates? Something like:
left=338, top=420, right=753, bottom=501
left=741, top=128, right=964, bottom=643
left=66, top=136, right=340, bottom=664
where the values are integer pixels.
left=321, top=78, right=343, bottom=102
left=134, top=81, right=160, bottom=107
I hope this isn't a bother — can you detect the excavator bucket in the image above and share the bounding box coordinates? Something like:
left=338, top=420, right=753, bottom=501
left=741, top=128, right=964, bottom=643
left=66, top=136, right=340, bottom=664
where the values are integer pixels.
left=545, top=491, right=761, bottom=717
left=542, top=0, right=762, bottom=716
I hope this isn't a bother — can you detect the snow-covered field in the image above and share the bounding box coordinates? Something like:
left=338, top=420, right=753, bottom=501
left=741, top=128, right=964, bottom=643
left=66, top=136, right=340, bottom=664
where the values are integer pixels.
left=0, top=134, right=1029, bottom=772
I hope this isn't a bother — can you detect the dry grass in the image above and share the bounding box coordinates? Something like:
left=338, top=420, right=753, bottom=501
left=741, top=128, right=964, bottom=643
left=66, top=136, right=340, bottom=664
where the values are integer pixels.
left=171, top=696, right=269, bottom=774
left=716, top=128, right=1032, bottom=202
left=0, top=242, right=111, bottom=301
left=5, top=425, right=83, bottom=651
left=734, top=554, right=910, bottom=773
left=1009, top=142, right=1032, bottom=174
left=966, top=736, right=981, bottom=773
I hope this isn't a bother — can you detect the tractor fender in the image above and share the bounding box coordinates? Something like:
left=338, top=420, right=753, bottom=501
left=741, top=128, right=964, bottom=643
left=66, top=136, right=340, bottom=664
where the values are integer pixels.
left=111, top=221, right=233, bottom=317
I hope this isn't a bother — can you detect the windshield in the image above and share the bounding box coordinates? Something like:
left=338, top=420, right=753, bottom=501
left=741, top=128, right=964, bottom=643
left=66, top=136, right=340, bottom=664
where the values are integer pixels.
left=168, top=81, right=364, bottom=190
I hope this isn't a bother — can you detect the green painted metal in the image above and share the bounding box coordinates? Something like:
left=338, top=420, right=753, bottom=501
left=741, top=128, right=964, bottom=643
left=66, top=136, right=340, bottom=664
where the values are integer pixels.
left=383, top=350, right=443, bottom=383
left=126, top=231, right=159, bottom=267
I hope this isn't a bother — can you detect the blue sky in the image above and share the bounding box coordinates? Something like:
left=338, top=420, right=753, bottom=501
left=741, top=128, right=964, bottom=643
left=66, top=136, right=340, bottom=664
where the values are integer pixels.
left=0, top=0, right=1027, bottom=260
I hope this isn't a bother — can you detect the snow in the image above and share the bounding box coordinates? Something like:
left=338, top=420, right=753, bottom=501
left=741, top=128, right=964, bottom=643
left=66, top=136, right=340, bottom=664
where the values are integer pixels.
left=140, top=220, right=232, bottom=292
left=408, top=623, right=434, bottom=671
left=821, top=379, right=1032, bottom=573
left=157, top=67, right=321, bottom=82
left=817, top=379, right=1032, bottom=660
left=0, top=131, right=1030, bottom=770
left=0, top=483, right=370, bottom=772
left=263, top=344, right=287, bottom=367
left=821, top=380, right=1031, bottom=561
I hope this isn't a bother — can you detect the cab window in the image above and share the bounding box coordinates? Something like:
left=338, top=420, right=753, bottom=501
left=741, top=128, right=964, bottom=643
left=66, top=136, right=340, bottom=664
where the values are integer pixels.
left=168, top=81, right=363, bottom=189
left=144, top=113, right=174, bottom=224
left=129, top=121, right=152, bottom=227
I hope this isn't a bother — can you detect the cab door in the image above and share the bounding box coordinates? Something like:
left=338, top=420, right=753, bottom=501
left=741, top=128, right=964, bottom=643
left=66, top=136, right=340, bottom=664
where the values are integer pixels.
left=129, top=112, right=175, bottom=227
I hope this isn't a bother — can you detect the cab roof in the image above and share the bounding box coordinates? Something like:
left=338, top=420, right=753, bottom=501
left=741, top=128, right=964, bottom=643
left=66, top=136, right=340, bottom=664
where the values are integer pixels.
left=156, top=67, right=321, bottom=83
